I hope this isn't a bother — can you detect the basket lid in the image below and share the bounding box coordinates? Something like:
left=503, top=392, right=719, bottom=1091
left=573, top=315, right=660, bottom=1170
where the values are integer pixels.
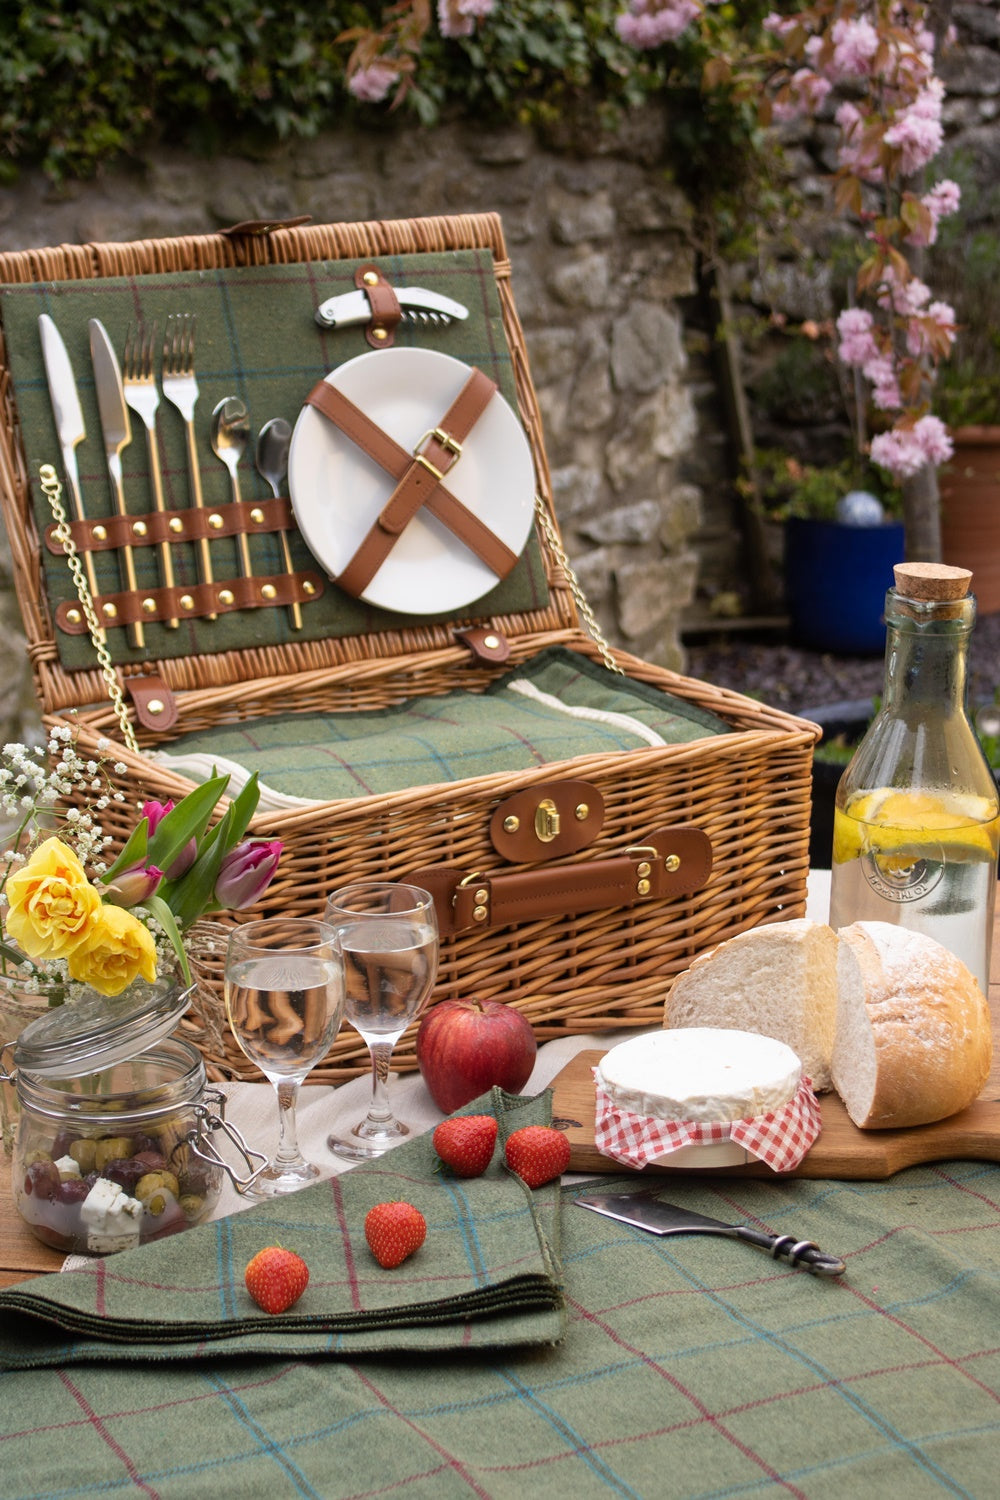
left=12, top=976, right=193, bottom=1078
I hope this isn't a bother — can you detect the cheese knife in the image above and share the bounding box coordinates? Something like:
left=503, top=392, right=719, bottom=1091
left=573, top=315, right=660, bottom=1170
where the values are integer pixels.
left=38, top=313, right=101, bottom=604
left=574, top=1191, right=846, bottom=1277
left=89, top=317, right=143, bottom=647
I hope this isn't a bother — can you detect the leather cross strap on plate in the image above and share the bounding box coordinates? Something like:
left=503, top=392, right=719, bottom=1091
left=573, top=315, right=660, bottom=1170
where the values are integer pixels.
left=410, top=826, right=713, bottom=937
left=306, top=366, right=520, bottom=599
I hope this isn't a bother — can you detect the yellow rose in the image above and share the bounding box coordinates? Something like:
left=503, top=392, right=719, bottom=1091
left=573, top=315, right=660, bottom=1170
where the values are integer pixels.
left=66, top=904, right=158, bottom=996
left=5, top=837, right=102, bottom=961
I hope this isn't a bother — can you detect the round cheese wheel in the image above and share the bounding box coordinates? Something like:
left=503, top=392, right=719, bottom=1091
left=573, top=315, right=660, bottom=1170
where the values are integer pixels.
left=595, top=1027, right=803, bottom=1122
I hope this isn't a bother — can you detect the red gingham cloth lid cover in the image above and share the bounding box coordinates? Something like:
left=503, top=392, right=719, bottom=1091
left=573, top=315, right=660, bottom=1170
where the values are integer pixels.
left=593, top=1072, right=822, bottom=1173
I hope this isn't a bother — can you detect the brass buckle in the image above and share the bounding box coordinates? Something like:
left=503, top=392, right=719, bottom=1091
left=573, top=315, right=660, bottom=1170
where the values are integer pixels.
left=413, top=425, right=463, bottom=481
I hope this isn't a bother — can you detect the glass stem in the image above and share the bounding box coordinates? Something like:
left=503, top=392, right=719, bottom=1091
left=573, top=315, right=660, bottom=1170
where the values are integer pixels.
left=366, top=1041, right=396, bottom=1125
left=272, top=1078, right=305, bottom=1169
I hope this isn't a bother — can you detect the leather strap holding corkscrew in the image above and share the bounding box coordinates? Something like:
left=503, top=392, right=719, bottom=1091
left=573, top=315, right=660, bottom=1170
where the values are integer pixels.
left=409, top=825, right=713, bottom=937
left=306, top=365, right=520, bottom=599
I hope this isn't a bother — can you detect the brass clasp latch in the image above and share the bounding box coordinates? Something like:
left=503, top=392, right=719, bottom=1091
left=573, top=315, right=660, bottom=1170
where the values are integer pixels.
left=534, top=797, right=560, bottom=843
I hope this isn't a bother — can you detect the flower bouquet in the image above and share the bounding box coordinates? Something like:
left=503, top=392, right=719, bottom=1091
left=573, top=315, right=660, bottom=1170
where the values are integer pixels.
left=0, top=729, right=282, bottom=1003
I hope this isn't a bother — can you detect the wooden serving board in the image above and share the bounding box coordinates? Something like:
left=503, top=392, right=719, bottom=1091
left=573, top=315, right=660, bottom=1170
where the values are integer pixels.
left=552, top=1050, right=1000, bottom=1180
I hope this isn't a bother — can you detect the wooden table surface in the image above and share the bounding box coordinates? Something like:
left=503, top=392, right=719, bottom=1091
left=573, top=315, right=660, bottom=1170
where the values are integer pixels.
left=2, top=905, right=999, bottom=1286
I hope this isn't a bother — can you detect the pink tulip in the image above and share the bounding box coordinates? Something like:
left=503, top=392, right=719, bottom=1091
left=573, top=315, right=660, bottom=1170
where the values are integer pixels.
left=103, top=863, right=164, bottom=908
left=141, top=799, right=197, bottom=879
left=141, top=799, right=174, bottom=833
left=214, top=840, right=283, bottom=910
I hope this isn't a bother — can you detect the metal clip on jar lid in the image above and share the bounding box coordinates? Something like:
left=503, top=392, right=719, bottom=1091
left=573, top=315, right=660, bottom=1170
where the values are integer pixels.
left=10, top=976, right=193, bottom=1078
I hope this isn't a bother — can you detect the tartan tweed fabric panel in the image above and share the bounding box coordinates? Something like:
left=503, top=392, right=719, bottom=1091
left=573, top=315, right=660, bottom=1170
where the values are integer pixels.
left=0, top=1089, right=563, bottom=1366
left=0, top=1161, right=998, bottom=1497
left=1, top=248, right=550, bottom=670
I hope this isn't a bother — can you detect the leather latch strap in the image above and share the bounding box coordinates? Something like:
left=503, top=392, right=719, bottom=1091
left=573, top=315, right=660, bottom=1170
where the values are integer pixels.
left=409, top=825, right=713, bottom=937
left=354, top=264, right=403, bottom=349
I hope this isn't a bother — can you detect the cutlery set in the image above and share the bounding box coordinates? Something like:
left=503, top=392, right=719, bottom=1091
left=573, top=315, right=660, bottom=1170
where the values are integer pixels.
left=38, top=311, right=302, bottom=639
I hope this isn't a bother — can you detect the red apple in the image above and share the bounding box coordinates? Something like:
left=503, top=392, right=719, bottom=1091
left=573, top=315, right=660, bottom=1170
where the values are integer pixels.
left=416, top=998, right=537, bottom=1114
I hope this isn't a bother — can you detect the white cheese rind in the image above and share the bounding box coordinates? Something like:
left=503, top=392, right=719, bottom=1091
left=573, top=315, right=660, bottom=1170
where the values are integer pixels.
left=595, top=1027, right=802, bottom=1122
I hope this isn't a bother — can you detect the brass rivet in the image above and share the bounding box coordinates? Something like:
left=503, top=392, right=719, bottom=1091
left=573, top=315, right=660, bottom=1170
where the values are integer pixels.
left=261, top=583, right=277, bottom=600
left=637, top=861, right=651, bottom=878
left=219, top=589, right=235, bottom=606
left=473, top=905, right=487, bottom=922
left=102, top=603, right=117, bottom=620
left=363, top=270, right=379, bottom=286
left=147, top=698, right=164, bottom=716
left=575, top=803, right=589, bottom=820
left=180, top=594, right=195, bottom=611
left=142, top=597, right=157, bottom=615
left=637, top=878, right=651, bottom=896
left=92, top=524, right=107, bottom=542
left=372, top=326, right=388, bottom=342
left=132, top=521, right=148, bottom=537
left=208, top=513, right=224, bottom=530
left=502, top=815, right=520, bottom=833
left=303, top=581, right=316, bottom=595
left=664, top=854, right=681, bottom=872
left=474, top=888, right=488, bottom=905
left=483, top=634, right=500, bottom=649
left=66, top=608, right=81, bottom=625
left=169, top=517, right=184, bottom=533
left=250, top=508, right=265, bottom=524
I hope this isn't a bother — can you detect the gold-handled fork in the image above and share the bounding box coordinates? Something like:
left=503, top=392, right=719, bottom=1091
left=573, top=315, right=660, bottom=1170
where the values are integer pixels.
left=161, top=313, right=216, bottom=618
left=122, top=320, right=178, bottom=628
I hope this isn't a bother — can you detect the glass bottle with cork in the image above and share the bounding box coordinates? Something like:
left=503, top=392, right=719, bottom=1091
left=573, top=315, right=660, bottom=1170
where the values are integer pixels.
left=829, top=561, right=999, bottom=994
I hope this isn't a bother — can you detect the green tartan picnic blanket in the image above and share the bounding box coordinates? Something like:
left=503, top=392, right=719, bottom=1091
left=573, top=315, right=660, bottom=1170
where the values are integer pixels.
left=1, top=1158, right=999, bottom=1497
left=0, top=1089, right=563, bottom=1367
left=1, top=248, right=550, bottom=670
left=151, top=647, right=733, bottom=805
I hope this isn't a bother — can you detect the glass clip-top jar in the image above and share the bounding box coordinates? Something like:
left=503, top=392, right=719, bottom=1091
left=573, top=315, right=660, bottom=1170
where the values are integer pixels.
left=0, top=977, right=267, bottom=1255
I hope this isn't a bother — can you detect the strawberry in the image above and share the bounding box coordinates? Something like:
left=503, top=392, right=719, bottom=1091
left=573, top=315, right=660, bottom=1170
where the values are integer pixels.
left=364, top=1201, right=427, bottom=1269
left=244, top=1245, right=309, bottom=1314
left=504, top=1125, right=570, bottom=1188
left=432, top=1114, right=498, bottom=1178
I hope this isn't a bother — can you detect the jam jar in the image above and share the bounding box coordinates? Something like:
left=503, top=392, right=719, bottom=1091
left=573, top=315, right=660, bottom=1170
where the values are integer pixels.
left=1, top=977, right=264, bottom=1255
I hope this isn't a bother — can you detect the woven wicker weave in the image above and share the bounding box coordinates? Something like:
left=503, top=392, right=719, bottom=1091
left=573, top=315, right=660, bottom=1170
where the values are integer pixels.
left=0, top=213, right=819, bottom=1085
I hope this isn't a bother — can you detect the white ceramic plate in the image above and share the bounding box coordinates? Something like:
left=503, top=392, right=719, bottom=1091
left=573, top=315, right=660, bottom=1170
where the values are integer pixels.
left=289, top=348, right=536, bottom=614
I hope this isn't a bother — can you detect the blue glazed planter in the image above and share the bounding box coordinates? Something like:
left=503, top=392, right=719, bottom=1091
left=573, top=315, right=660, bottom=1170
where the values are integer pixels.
left=784, top=516, right=905, bottom=655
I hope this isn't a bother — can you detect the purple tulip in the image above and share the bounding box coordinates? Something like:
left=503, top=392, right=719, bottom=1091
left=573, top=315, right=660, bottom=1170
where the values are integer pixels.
left=103, top=862, right=164, bottom=908
left=214, top=840, right=283, bottom=910
left=141, top=799, right=197, bottom=879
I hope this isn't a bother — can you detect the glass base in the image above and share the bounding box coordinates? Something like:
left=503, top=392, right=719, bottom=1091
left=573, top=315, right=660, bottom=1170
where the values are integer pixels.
left=245, top=1159, right=323, bottom=1198
left=328, top=1118, right=410, bottom=1162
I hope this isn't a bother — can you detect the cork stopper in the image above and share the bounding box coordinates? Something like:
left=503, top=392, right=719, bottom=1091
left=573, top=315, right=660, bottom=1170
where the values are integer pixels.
left=893, top=562, right=972, bottom=602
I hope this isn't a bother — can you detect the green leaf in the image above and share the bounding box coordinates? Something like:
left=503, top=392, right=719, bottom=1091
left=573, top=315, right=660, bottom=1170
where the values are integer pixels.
left=101, top=819, right=150, bottom=882
left=146, top=775, right=230, bottom=872
left=144, top=893, right=192, bottom=986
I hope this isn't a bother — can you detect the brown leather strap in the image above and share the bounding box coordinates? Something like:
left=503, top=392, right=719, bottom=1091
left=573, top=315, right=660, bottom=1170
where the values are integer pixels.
left=126, top=674, right=178, bottom=731
left=45, top=498, right=295, bottom=554
left=354, top=264, right=403, bottom=349
left=409, top=826, right=713, bottom=937
left=306, top=372, right=520, bottom=597
left=55, top=570, right=324, bottom=633
left=454, top=625, right=511, bottom=664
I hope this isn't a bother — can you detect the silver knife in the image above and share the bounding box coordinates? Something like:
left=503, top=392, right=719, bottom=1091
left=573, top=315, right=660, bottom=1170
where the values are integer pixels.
left=89, top=318, right=143, bottom=647
left=38, top=314, right=101, bottom=604
left=314, top=286, right=469, bottom=330
left=575, top=1191, right=846, bottom=1277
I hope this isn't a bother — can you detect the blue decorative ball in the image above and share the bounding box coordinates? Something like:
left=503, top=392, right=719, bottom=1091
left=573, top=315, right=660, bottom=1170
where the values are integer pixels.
left=835, top=490, right=885, bottom=527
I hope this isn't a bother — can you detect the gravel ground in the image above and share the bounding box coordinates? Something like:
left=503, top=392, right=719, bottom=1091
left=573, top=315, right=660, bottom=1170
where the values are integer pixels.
left=684, top=608, right=1000, bottom=719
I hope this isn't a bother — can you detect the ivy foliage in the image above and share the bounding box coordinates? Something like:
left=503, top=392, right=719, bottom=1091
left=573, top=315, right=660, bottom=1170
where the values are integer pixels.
left=0, top=0, right=770, bottom=199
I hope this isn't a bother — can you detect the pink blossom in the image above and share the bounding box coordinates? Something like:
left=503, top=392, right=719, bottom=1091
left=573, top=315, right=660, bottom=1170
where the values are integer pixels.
left=906, top=300, right=957, bottom=358
left=774, top=68, right=833, bottom=121
left=836, top=307, right=879, bottom=368
left=913, top=414, right=953, bottom=467
left=827, top=17, right=880, bottom=80
left=617, top=0, right=701, bottom=49
left=871, top=416, right=953, bottom=480
left=347, top=64, right=396, bottom=104
left=883, top=80, right=945, bottom=174
left=438, top=0, right=495, bottom=40
left=863, top=354, right=903, bottom=412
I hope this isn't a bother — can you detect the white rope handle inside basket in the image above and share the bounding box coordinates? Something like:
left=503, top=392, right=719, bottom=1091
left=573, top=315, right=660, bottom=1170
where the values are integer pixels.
left=39, top=462, right=141, bottom=756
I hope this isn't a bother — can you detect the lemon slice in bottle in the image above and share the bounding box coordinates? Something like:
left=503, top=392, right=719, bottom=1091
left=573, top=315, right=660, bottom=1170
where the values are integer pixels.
left=833, top=787, right=999, bottom=864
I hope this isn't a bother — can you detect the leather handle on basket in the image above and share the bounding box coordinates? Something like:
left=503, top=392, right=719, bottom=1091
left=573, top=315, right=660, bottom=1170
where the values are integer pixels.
left=409, top=826, right=712, bottom=937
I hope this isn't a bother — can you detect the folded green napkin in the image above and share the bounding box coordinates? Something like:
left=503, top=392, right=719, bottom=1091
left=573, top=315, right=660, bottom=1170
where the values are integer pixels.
left=0, top=1089, right=564, bottom=1368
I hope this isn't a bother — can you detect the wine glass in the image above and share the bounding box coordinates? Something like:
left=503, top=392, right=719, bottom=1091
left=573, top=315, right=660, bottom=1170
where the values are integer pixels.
left=224, top=916, right=344, bottom=1197
left=324, top=882, right=439, bottom=1161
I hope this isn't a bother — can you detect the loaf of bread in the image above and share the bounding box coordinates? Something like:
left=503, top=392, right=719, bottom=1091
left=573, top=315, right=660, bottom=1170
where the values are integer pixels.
left=833, top=921, right=992, bottom=1128
left=663, top=918, right=838, bottom=1090
left=663, top=917, right=992, bottom=1129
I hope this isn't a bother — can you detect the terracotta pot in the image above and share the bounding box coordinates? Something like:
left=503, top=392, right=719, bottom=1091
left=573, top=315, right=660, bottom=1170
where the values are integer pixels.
left=940, top=426, right=1000, bottom=615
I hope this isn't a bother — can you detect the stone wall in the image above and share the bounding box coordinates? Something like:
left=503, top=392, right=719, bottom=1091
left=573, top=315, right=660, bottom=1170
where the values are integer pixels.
left=0, top=108, right=711, bottom=749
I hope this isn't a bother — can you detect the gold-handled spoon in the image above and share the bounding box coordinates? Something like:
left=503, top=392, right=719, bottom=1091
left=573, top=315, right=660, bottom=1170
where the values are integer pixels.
left=211, top=397, right=253, bottom=579
left=256, top=417, right=302, bottom=630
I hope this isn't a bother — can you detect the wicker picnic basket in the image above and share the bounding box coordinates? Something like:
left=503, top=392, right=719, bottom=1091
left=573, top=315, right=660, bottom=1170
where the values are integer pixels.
left=0, top=212, right=819, bottom=1084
